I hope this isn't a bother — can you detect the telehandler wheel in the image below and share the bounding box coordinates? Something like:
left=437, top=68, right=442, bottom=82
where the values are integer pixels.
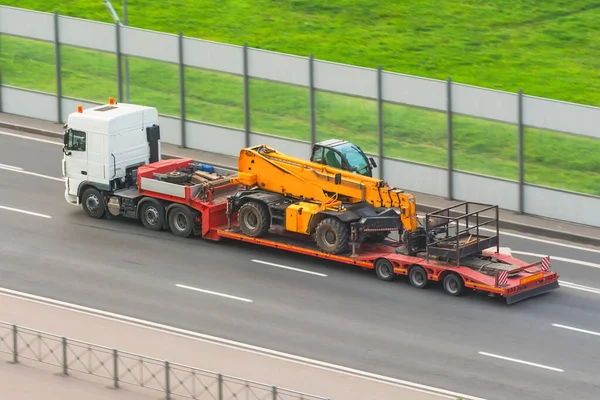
left=375, top=258, right=397, bottom=282
left=315, top=217, right=349, bottom=255
left=238, top=201, right=270, bottom=238
left=81, top=187, right=105, bottom=219
left=408, top=265, right=428, bottom=289
left=442, top=273, right=465, bottom=297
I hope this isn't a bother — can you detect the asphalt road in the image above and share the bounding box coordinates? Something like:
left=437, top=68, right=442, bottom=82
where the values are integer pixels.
left=1, top=131, right=600, bottom=400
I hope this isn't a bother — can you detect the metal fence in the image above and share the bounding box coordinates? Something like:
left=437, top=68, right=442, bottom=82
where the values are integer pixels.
left=2, top=5, right=600, bottom=228
left=0, top=321, right=330, bottom=400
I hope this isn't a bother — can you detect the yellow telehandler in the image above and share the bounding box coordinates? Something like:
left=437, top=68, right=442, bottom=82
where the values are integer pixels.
left=229, top=143, right=419, bottom=254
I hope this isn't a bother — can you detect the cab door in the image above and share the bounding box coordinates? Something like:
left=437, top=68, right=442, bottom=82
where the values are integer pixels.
left=63, top=128, right=88, bottom=197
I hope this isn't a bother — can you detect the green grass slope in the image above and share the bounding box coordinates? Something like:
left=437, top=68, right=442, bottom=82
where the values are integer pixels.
left=1, top=0, right=600, bottom=195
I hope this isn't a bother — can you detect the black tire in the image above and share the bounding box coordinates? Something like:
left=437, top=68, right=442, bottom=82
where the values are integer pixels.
left=238, top=201, right=270, bottom=237
left=315, top=217, right=349, bottom=254
left=168, top=205, right=194, bottom=238
left=408, top=265, right=428, bottom=289
left=81, top=187, right=105, bottom=219
left=375, top=258, right=396, bottom=281
left=140, top=200, right=164, bottom=231
left=443, top=273, right=465, bottom=297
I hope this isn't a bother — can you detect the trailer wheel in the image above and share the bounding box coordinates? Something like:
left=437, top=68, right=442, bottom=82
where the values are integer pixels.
left=140, top=200, right=164, bottom=231
left=168, top=205, right=194, bottom=238
left=375, top=259, right=396, bottom=282
left=315, top=217, right=349, bottom=254
left=408, top=265, right=428, bottom=289
left=81, top=187, right=105, bottom=219
left=238, top=201, right=270, bottom=237
left=443, top=273, right=465, bottom=297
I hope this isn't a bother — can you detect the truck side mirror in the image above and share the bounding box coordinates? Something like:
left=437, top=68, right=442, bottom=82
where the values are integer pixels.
left=63, top=133, right=69, bottom=147
left=369, top=157, right=377, bottom=168
left=334, top=173, right=342, bottom=185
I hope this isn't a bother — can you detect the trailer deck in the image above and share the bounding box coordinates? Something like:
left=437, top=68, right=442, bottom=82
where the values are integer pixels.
left=215, top=224, right=559, bottom=304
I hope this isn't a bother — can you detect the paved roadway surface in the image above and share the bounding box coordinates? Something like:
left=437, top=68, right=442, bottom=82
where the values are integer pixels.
left=1, top=130, right=600, bottom=400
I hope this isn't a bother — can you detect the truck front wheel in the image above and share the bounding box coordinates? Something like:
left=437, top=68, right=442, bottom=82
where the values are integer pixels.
left=238, top=201, right=270, bottom=237
left=315, top=217, right=349, bottom=255
left=81, top=187, right=105, bottom=219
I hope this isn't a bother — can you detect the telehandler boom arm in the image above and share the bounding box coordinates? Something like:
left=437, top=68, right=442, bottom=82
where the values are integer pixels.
left=231, top=145, right=418, bottom=232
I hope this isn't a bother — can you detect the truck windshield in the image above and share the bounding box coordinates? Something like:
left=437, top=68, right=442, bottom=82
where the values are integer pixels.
left=334, top=142, right=369, bottom=174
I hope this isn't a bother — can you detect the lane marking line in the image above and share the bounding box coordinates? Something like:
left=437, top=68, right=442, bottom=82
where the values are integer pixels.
left=175, top=284, right=253, bottom=303
left=252, top=259, right=328, bottom=277
left=0, top=130, right=63, bottom=145
left=511, top=250, right=600, bottom=269
left=414, top=213, right=600, bottom=255
left=0, top=205, right=52, bottom=219
left=478, top=352, right=564, bottom=372
left=552, top=324, right=600, bottom=337
left=0, top=163, right=23, bottom=170
left=0, top=287, right=483, bottom=400
left=559, top=281, right=600, bottom=295
left=0, top=164, right=65, bottom=182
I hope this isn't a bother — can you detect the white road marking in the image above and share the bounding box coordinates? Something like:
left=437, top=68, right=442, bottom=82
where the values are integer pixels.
left=477, top=226, right=600, bottom=254
left=416, top=213, right=600, bottom=255
left=478, top=352, right=564, bottom=372
left=0, top=287, right=483, bottom=400
left=510, top=250, right=600, bottom=269
left=0, top=164, right=65, bottom=182
left=175, top=284, right=253, bottom=303
left=552, top=324, right=600, bottom=337
left=0, top=129, right=62, bottom=145
left=559, top=281, right=600, bottom=295
left=0, top=163, right=23, bottom=170
left=0, top=205, right=52, bottom=219
left=252, top=259, right=328, bottom=277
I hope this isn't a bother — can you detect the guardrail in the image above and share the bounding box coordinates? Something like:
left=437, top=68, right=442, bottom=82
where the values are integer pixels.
left=0, top=321, right=330, bottom=400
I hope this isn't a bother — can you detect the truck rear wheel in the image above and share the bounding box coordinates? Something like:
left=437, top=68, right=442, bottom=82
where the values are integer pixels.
left=238, top=201, right=270, bottom=237
left=140, top=200, right=164, bottom=231
left=168, top=205, right=194, bottom=238
left=81, top=187, right=105, bottom=219
left=315, top=217, right=349, bottom=255
left=408, top=265, right=428, bottom=289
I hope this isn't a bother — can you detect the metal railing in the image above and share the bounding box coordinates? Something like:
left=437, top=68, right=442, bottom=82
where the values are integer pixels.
left=425, top=202, right=500, bottom=265
left=0, top=321, right=330, bottom=400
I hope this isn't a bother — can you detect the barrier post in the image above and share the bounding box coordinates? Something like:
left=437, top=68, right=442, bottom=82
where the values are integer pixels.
left=62, top=337, right=68, bottom=376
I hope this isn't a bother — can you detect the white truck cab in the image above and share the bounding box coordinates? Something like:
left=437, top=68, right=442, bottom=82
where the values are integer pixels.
left=62, top=98, right=161, bottom=207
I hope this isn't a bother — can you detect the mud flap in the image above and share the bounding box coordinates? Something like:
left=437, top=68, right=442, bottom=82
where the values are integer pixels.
left=505, top=280, right=560, bottom=305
